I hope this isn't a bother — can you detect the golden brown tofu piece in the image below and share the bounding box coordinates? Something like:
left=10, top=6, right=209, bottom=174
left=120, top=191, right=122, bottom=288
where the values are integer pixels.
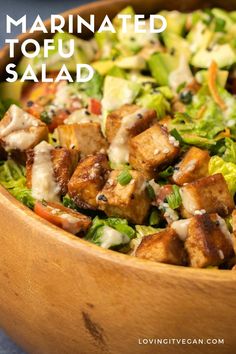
left=105, top=104, right=156, bottom=143
left=129, top=124, right=180, bottom=178
left=0, top=104, right=48, bottom=152
left=57, top=122, right=108, bottom=157
left=172, top=147, right=210, bottom=185
left=136, top=228, right=186, bottom=265
left=180, top=173, right=234, bottom=217
left=97, top=170, right=150, bottom=224
left=185, top=213, right=234, bottom=268
left=68, top=154, right=110, bottom=209
left=26, top=147, right=79, bottom=196
left=232, top=210, right=236, bottom=232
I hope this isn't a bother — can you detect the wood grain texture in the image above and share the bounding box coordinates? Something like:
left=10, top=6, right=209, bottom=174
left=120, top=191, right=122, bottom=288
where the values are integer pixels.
left=1, top=1, right=236, bottom=353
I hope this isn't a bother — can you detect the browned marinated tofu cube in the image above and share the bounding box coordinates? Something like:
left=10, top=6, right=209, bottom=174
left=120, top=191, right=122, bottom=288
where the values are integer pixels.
left=97, top=170, right=150, bottom=224
left=68, top=154, right=110, bottom=209
left=172, top=147, right=210, bottom=185
left=105, top=104, right=156, bottom=143
left=180, top=174, right=234, bottom=217
left=57, top=122, right=108, bottom=157
left=136, top=228, right=186, bottom=265
left=232, top=210, right=236, bottom=232
left=185, top=213, right=234, bottom=268
left=129, top=124, right=180, bottom=178
left=26, top=143, right=79, bottom=196
left=0, top=105, right=48, bottom=152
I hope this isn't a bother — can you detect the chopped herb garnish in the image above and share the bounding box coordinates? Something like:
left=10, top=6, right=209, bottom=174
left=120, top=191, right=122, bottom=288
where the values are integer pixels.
left=117, top=170, right=132, bottom=186
left=149, top=209, right=161, bottom=226
left=40, top=111, right=51, bottom=124
left=166, top=185, right=182, bottom=210
left=158, top=166, right=174, bottom=178
left=146, top=183, right=156, bottom=200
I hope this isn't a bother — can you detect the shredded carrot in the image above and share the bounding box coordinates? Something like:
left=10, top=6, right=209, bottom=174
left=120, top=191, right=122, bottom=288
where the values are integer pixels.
left=208, top=61, right=227, bottom=111
left=196, top=105, right=206, bottom=119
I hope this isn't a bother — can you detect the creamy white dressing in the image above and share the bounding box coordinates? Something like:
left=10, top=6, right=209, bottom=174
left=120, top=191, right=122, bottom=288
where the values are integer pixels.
left=31, top=141, right=60, bottom=202
left=149, top=179, right=160, bottom=196
left=160, top=202, right=179, bottom=223
left=189, top=22, right=206, bottom=53
left=216, top=215, right=233, bottom=245
left=3, top=130, right=38, bottom=151
left=171, top=219, right=191, bottom=241
left=64, top=109, right=100, bottom=125
left=168, top=55, right=193, bottom=92
left=59, top=213, right=82, bottom=234
left=0, top=105, right=40, bottom=137
left=173, top=159, right=197, bottom=180
left=99, top=226, right=130, bottom=249
left=108, top=108, right=148, bottom=164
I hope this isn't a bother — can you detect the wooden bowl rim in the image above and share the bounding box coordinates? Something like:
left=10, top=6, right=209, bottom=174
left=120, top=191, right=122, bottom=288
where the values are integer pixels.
left=0, top=0, right=236, bottom=280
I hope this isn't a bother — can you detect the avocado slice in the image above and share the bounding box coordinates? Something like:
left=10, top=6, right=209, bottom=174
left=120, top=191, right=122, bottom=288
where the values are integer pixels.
left=112, top=6, right=135, bottom=28
left=191, top=44, right=236, bottom=68
left=92, top=60, right=115, bottom=75
left=107, top=66, right=127, bottom=79
left=162, top=32, right=191, bottom=59
left=187, top=22, right=213, bottom=53
left=115, top=55, right=146, bottom=70
left=148, top=52, right=178, bottom=86
left=159, top=10, right=186, bottom=36
left=102, top=76, right=141, bottom=111
left=230, top=11, right=236, bottom=22
left=0, top=81, right=24, bottom=101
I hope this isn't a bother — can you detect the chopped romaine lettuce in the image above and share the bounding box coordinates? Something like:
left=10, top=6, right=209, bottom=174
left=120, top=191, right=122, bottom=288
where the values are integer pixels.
left=209, top=156, right=236, bottom=195
left=166, top=185, right=182, bottom=210
left=0, top=160, right=34, bottom=208
left=135, top=225, right=163, bottom=237
left=85, top=216, right=135, bottom=248
left=102, top=76, right=141, bottom=111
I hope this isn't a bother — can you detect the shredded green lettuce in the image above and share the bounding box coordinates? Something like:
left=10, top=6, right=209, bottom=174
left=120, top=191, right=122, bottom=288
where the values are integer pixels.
left=209, top=156, right=236, bottom=195
left=85, top=216, right=135, bottom=248
left=0, top=160, right=35, bottom=208
left=166, top=185, right=182, bottom=210
left=135, top=225, right=163, bottom=237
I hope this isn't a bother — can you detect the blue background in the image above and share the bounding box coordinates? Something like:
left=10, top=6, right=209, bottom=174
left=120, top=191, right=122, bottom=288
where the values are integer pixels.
left=0, top=1, right=93, bottom=352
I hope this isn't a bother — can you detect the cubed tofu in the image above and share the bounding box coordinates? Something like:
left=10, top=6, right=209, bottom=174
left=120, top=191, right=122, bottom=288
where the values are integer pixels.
left=185, top=213, right=234, bottom=268
left=129, top=124, right=180, bottom=178
left=68, top=154, right=110, bottom=209
left=232, top=210, right=236, bottom=232
left=97, top=170, right=150, bottom=224
left=180, top=174, right=234, bottom=217
left=26, top=146, right=79, bottom=196
left=105, top=104, right=156, bottom=143
left=57, top=122, right=108, bottom=157
left=172, top=147, right=210, bottom=185
left=135, top=228, right=186, bottom=265
left=0, top=105, right=48, bottom=152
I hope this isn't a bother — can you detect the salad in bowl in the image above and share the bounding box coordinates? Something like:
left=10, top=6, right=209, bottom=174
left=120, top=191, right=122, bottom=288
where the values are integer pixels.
left=1, top=6, right=236, bottom=269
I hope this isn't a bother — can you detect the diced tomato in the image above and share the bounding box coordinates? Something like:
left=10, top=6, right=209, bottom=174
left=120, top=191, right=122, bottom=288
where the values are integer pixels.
left=89, top=98, right=102, bottom=115
left=47, top=110, right=70, bottom=132
left=34, top=201, right=91, bottom=234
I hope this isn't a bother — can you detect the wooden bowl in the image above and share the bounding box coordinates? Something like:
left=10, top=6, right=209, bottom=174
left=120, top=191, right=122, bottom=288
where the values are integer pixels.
left=1, top=1, right=236, bottom=353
